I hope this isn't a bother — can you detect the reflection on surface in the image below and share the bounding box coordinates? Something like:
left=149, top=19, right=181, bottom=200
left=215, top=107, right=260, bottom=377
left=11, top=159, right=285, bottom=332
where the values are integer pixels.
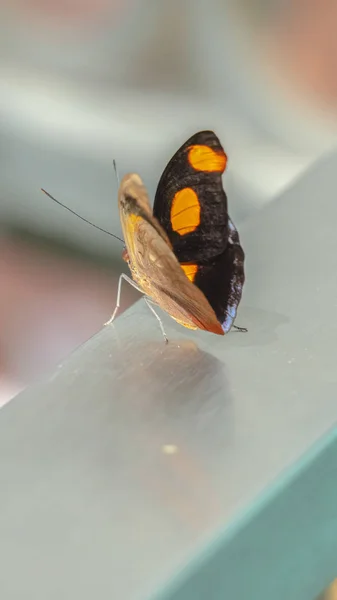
left=102, top=336, right=232, bottom=418
left=47, top=331, right=236, bottom=539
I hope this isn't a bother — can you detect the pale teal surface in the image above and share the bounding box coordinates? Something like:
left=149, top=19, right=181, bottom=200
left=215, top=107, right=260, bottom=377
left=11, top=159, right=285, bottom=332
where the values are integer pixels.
left=154, top=428, right=337, bottom=600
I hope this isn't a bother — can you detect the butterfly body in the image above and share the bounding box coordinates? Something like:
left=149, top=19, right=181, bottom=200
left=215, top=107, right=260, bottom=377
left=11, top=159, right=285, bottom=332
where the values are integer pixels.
left=117, top=131, right=245, bottom=337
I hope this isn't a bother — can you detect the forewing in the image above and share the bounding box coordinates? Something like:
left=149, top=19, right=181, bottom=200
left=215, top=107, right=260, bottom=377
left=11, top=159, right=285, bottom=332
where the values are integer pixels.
left=153, top=130, right=229, bottom=263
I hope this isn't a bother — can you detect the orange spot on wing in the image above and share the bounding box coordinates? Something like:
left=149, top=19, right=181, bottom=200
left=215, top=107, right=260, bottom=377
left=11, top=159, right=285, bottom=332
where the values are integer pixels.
left=181, top=263, right=198, bottom=282
left=188, top=145, right=227, bottom=173
left=170, top=188, right=200, bottom=235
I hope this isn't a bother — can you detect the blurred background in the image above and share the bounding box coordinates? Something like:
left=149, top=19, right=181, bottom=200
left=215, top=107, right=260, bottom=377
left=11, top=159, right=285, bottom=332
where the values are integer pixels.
left=1, top=0, right=337, bottom=408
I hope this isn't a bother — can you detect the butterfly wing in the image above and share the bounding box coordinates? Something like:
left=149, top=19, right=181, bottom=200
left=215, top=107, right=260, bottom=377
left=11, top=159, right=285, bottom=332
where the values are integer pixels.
left=192, top=219, right=245, bottom=333
left=153, top=130, right=229, bottom=263
left=118, top=173, right=224, bottom=335
left=153, top=130, right=245, bottom=333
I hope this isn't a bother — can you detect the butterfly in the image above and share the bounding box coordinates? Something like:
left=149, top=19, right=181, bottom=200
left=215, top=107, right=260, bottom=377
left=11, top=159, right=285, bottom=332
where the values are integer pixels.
left=105, top=130, right=245, bottom=342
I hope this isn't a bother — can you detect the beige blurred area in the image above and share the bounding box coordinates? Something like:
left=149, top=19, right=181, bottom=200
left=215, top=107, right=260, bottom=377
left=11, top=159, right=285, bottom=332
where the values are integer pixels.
left=1, top=0, right=337, bottom=406
left=318, top=578, right=337, bottom=600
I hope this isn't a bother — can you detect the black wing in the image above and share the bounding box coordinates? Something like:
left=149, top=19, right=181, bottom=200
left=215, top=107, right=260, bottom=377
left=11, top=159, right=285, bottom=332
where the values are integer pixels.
left=153, top=130, right=245, bottom=332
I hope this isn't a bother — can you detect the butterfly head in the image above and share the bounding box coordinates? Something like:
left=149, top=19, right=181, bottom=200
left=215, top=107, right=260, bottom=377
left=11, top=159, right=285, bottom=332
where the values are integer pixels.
left=118, top=173, right=152, bottom=217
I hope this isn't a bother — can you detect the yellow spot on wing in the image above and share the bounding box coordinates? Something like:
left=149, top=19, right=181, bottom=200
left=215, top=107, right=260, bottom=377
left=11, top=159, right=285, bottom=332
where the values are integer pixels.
left=188, top=144, right=227, bottom=172
left=170, top=188, right=200, bottom=235
left=129, top=213, right=141, bottom=227
left=181, top=263, right=198, bottom=282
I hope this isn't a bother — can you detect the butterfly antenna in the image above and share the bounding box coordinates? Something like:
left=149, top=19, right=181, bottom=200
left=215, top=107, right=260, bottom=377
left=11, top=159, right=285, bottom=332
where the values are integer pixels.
left=40, top=188, right=124, bottom=243
left=113, top=159, right=120, bottom=187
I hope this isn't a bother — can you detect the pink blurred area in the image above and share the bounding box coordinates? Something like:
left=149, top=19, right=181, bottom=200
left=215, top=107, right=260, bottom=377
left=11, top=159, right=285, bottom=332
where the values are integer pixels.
left=0, top=236, right=138, bottom=407
left=266, top=0, right=337, bottom=110
left=3, top=0, right=129, bottom=24
left=0, top=379, right=23, bottom=409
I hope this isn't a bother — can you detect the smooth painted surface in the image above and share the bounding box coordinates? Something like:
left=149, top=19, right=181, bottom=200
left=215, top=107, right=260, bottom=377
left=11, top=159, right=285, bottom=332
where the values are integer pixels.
left=1, top=151, right=337, bottom=599
left=155, top=428, right=337, bottom=600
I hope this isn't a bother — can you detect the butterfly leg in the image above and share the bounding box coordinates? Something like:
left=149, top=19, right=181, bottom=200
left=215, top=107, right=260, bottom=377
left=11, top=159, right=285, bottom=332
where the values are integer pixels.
left=104, top=273, right=143, bottom=326
left=144, top=297, right=169, bottom=344
left=233, top=325, right=248, bottom=333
